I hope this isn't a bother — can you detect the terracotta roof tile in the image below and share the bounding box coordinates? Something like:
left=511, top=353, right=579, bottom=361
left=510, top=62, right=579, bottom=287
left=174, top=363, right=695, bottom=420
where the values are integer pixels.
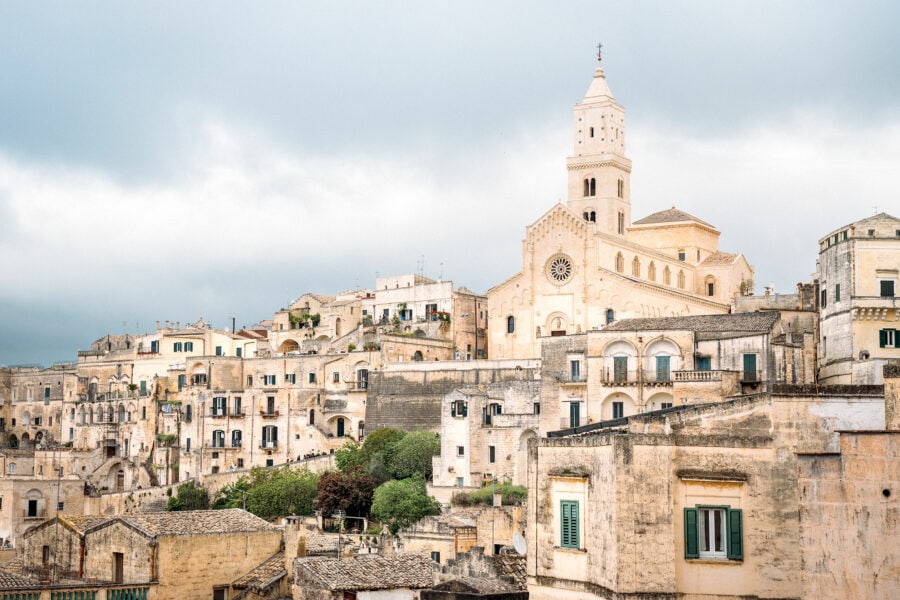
left=232, top=552, right=287, bottom=591
left=631, top=207, right=715, bottom=228
left=700, top=251, right=738, bottom=265
left=295, top=554, right=434, bottom=591
left=120, top=509, right=278, bottom=537
left=603, top=312, right=778, bottom=333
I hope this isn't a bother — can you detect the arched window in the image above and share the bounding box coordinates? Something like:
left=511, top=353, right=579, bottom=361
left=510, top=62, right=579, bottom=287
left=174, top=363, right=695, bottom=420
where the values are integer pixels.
left=648, top=262, right=656, bottom=282
left=615, top=253, right=624, bottom=273
left=412, top=351, right=424, bottom=361
left=632, top=256, right=641, bottom=277
left=589, top=178, right=596, bottom=196
left=706, top=277, right=716, bottom=297
left=506, top=316, right=515, bottom=334
left=583, top=212, right=589, bottom=221
left=590, top=211, right=596, bottom=222
left=606, top=309, right=615, bottom=325
left=617, top=179, right=624, bottom=198
left=583, top=179, right=590, bottom=197
left=309, top=409, right=315, bottom=426
left=678, top=270, right=686, bottom=289
left=617, top=211, right=625, bottom=234
left=663, top=266, right=671, bottom=285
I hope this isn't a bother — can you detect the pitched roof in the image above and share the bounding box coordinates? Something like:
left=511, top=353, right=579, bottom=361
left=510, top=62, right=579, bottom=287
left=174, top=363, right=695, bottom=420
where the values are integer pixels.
left=295, top=554, right=435, bottom=591
left=603, top=312, right=779, bottom=333
left=232, top=552, right=287, bottom=592
left=432, top=577, right=520, bottom=594
left=0, top=567, right=36, bottom=590
left=61, top=515, right=111, bottom=534
left=631, top=207, right=715, bottom=229
left=492, top=555, right=527, bottom=590
left=120, top=509, right=278, bottom=537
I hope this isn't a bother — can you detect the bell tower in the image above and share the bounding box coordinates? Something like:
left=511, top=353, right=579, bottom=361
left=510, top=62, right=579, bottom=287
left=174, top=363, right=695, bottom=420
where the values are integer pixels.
left=566, top=45, right=632, bottom=236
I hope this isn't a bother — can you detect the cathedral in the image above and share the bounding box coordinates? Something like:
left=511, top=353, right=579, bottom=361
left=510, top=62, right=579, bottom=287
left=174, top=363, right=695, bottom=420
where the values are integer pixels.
left=488, top=54, right=754, bottom=359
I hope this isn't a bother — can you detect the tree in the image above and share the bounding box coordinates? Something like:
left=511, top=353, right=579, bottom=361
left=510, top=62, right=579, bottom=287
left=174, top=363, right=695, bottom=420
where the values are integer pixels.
left=358, top=428, right=405, bottom=482
left=244, top=466, right=319, bottom=519
left=212, top=477, right=250, bottom=509
left=334, top=441, right=365, bottom=472
left=389, top=430, right=440, bottom=480
left=371, top=475, right=442, bottom=534
left=315, top=467, right=378, bottom=519
left=166, top=480, right=210, bottom=511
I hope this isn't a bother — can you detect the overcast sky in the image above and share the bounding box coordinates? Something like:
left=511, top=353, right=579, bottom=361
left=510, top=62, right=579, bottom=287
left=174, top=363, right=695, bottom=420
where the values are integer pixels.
left=1, top=1, right=898, bottom=366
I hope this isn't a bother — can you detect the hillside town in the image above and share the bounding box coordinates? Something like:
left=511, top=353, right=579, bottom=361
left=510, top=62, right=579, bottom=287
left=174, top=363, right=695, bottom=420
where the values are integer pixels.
left=0, top=52, right=898, bottom=600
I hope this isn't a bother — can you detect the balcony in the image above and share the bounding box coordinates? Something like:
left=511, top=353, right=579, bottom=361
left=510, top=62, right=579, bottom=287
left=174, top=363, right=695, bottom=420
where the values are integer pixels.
left=229, top=410, right=245, bottom=418
left=259, top=441, right=278, bottom=449
left=673, top=370, right=724, bottom=382
left=210, top=411, right=227, bottom=419
left=600, top=370, right=673, bottom=386
left=740, top=370, right=762, bottom=383
left=260, top=409, right=279, bottom=419
left=23, top=509, right=47, bottom=520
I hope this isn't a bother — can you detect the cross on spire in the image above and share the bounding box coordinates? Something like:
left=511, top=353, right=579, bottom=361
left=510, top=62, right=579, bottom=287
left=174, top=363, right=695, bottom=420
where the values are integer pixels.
left=597, top=42, right=603, bottom=62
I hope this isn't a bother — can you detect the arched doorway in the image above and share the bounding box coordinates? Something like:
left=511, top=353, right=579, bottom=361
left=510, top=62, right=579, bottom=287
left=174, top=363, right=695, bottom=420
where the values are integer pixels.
left=336, top=417, right=345, bottom=437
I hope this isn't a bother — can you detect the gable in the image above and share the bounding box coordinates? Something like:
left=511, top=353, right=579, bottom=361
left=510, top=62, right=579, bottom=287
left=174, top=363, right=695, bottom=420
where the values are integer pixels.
left=525, top=204, right=589, bottom=246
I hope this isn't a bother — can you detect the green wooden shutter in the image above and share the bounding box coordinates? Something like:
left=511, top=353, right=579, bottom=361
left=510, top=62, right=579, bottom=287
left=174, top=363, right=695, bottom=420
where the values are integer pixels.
left=880, top=329, right=888, bottom=348
left=560, top=500, right=579, bottom=548
left=684, top=507, right=699, bottom=558
left=727, top=508, right=743, bottom=560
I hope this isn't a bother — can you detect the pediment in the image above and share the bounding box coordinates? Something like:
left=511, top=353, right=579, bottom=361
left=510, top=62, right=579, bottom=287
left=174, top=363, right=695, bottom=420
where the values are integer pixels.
left=525, top=203, right=589, bottom=245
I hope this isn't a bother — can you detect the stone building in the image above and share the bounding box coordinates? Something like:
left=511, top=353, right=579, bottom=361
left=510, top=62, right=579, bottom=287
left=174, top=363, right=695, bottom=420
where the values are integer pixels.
left=539, top=312, right=816, bottom=433
left=487, top=55, right=754, bottom=360
left=816, top=212, right=900, bottom=384
left=425, top=548, right=527, bottom=600
left=525, top=384, right=885, bottom=600
left=19, top=509, right=280, bottom=600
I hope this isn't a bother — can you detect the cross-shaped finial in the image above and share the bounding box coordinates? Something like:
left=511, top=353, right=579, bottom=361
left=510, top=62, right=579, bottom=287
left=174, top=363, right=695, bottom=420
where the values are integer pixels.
left=597, top=42, right=603, bottom=62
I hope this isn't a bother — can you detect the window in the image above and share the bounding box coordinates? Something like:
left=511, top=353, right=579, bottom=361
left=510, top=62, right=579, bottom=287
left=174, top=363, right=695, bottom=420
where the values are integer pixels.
left=613, top=356, right=628, bottom=383
left=661, top=402, right=673, bottom=409
left=632, top=256, right=640, bottom=277
left=285, top=373, right=296, bottom=384
left=232, top=430, right=242, bottom=447
left=356, top=369, right=369, bottom=390
left=677, top=270, right=685, bottom=289
left=663, top=266, right=671, bottom=285
left=213, top=587, right=227, bottom=600
left=212, top=430, right=225, bottom=448
left=247, top=375, right=253, bottom=386
left=212, top=397, right=227, bottom=416
left=696, top=356, right=711, bottom=371
left=184, top=342, right=194, bottom=352
left=237, top=458, right=244, bottom=468
left=570, top=359, right=581, bottom=382
left=684, top=506, right=742, bottom=560
left=881, top=280, right=896, bottom=297
left=262, top=425, right=278, bottom=448
left=308, top=372, right=316, bottom=384
left=177, top=374, right=186, bottom=391
left=835, top=284, right=840, bottom=302
left=333, top=371, right=340, bottom=383
left=560, top=500, right=579, bottom=549
left=583, top=177, right=596, bottom=197
left=615, top=253, right=624, bottom=273
left=457, top=477, right=464, bottom=487
left=457, top=446, right=465, bottom=457
left=742, top=354, right=758, bottom=382
left=173, top=342, right=183, bottom=352
left=612, top=401, right=624, bottom=419
left=450, top=400, right=468, bottom=418
left=185, top=404, right=193, bottom=422
left=263, top=374, right=277, bottom=386
left=678, top=250, right=685, bottom=262
left=880, top=329, right=897, bottom=348
left=140, top=380, right=147, bottom=396
left=656, top=355, right=671, bottom=382
left=150, top=340, right=159, bottom=353
left=606, top=308, right=615, bottom=325
left=617, top=211, right=624, bottom=234
left=648, top=262, right=656, bottom=282
left=707, top=282, right=715, bottom=297
left=215, top=345, right=222, bottom=356
left=507, top=316, right=515, bottom=334
left=617, top=178, right=624, bottom=199
left=431, top=551, right=441, bottom=563
left=533, top=402, right=541, bottom=415
left=489, top=445, right=496, bottom=463
left=821, top=288, right=827, bottom=308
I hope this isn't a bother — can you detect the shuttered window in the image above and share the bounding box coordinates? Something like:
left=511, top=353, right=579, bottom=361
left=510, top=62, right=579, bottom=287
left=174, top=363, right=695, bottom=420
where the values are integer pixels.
left=560, top=500, right=580, bottom=549
left=684, top=506, right=742, bottom=560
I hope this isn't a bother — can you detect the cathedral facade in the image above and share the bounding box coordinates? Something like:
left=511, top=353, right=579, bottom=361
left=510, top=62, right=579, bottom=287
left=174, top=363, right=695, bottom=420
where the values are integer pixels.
left=488, top=56, right=754, bottom=359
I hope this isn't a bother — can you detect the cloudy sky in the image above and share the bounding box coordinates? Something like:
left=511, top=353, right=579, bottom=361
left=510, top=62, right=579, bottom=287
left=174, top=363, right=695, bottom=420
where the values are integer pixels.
left=1, top=2, right=898, bottom=366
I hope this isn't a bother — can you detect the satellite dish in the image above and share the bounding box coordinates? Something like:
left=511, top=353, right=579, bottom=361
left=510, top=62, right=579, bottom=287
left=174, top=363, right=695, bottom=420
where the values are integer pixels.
left=512, top=532, right=527, bottom=556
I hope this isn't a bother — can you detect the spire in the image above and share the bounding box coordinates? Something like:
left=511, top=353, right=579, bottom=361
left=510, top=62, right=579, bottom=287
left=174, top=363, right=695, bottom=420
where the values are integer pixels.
left=580, top=42, right=614, bottom=102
